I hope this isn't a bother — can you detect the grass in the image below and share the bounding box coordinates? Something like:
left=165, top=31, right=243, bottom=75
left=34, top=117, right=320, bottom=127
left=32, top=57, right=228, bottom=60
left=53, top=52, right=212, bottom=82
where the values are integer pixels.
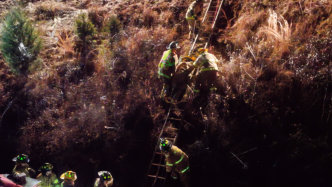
left=0, top=0, right=331, bottom=186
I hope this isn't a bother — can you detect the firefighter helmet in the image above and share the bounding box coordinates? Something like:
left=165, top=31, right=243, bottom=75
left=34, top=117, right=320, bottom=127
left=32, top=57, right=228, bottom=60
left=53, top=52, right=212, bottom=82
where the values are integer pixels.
left=39, top=163, right=53, bottom=172
left=167, top=41, right=180, bottom=50
left=60, top=171, right=77, bottom=181
left=159, top=138, right=172, bottom=152
left=12, top=154, right=30, bottom=163
left=98, top=171, right=112, bottom=181
left=197, top=48, right=208, bottom=54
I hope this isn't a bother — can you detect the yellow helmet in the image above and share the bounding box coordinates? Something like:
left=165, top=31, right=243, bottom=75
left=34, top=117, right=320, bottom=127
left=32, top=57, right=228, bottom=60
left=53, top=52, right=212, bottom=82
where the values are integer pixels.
left=181, top=56, right=196, bottom=62
left=60, top=171, right=77, bottom=181
left=159, top=138, right=172, bottom=152
left=197, top=48, right=208, bottom=54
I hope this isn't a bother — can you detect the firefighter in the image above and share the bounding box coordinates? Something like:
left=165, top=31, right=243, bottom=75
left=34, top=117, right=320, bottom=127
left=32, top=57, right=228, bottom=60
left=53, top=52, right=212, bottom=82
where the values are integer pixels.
left=59, top=171, right=77, bottom=187
left=192, top=48, right=222, bottom=109
left=159, top=138, right=190, bottom=187
left=36, top=163, right=60, bottom=187
left=93, top=171, right=113, bottom=187
left=186, top=0, right=204, bottom=40
left=158, top=41, right=180, bottom=102
left=12, top=154, right=35, bottom=178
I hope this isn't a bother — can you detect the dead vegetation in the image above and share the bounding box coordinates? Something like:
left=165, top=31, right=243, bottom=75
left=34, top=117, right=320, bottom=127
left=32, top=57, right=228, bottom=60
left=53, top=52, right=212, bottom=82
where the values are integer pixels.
left=0, top=0, right=331, bottom=186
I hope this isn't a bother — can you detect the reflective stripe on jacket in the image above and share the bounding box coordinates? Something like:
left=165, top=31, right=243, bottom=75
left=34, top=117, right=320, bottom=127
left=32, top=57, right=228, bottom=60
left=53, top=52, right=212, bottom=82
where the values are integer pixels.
left=158, top=50, right=177, bottom=79
left=193, top=52, right=219, bottom=72
left=165, top=146, right=190, bottom=174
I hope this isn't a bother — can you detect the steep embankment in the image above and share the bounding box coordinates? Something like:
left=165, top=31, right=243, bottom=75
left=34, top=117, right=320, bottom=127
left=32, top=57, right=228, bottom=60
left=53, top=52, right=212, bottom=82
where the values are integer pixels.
left=0, top=0, right=331, bottom=186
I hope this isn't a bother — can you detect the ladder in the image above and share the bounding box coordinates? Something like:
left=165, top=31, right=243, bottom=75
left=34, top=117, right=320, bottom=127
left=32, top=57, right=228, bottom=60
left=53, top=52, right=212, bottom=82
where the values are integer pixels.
left=145, top=109, right=178, bottom=187
left=189, top=0, right=224, bottom=55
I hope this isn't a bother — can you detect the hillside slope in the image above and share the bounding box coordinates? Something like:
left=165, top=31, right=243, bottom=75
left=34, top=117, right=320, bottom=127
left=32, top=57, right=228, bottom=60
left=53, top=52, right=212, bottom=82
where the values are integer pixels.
left=0, top=0, right=331, bottom=186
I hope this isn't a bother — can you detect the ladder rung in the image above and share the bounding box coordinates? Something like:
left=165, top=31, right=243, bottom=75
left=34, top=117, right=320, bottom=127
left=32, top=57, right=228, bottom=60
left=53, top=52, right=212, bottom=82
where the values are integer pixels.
left=166, top=127, right=178, bottom=131
left=147, top=175, right=166, bottom=180
left=152, top=163, right=166, bottom=167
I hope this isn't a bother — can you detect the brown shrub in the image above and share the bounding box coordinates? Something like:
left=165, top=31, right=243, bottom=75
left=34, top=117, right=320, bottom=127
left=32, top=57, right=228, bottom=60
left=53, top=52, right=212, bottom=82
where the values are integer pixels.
left=56, top=30, right=75, bottom=59
left=142, top=9, right=158, bottom=28
left=35, top=1, right=72, bottom=20
left=226, top=10, right=266, bottom=48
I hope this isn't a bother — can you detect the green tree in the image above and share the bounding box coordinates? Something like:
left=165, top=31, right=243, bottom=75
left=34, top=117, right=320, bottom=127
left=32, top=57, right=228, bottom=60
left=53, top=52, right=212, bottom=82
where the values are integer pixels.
left=75, top=13, right=96, bottom=46
left=107, top=15, right=122, bottom=37
left=0, top=8, right=42, bottom=75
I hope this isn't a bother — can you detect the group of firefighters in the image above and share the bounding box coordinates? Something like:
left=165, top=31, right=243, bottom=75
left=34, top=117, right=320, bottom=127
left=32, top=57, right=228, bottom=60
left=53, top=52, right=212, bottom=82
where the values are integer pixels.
left=158, top=0, right=222, bottom=107
left=157, top=0, right=222, bottom=186
left=1, top=140, right=189, bottom=187
left=0, top=154, right=114, bottom=187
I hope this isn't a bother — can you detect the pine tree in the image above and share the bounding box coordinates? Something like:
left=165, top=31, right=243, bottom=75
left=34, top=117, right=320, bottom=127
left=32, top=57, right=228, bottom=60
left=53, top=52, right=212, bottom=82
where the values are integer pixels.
left=0, top=8, right=42, bottom=75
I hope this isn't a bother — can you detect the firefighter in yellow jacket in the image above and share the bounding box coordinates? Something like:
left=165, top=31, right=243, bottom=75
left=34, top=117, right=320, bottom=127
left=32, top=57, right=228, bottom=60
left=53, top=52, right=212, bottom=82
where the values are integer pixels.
left=60, top=171, right=77, bottom=187
left=36, top=163, right=60, bottom=187
left=186, top=0, right=204, bottom=40
left=193, top=48, right=223, bottom=109
left=159, top=138, right=190, bottom=187
left=158, top=41, right=180, bottom=102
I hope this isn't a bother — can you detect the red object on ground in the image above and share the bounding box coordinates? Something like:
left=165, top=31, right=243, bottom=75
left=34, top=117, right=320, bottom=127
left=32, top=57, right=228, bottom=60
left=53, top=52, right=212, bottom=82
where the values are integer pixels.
left=0, top=175, right=23, bottom=187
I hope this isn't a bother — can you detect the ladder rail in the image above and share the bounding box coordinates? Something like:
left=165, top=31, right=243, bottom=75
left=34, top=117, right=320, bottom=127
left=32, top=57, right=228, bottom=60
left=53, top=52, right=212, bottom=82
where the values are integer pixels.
left=212, top=0, right=224, bottom=30
left=189, top=0, right=224, bottom=55
left=189, top=0, right=212, bottom=55
left=202, top=0, right=213, bottom=23
left=146, top=108, right=171, bottom=187
left=204, top=0, right=224, bottom=48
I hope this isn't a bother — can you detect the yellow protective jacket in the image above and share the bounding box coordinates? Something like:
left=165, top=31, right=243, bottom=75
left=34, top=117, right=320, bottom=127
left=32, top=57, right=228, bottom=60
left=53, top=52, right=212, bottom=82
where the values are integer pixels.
left=165, top=146, right=190, bottom=175
left=36, top=173, right=60, bottom=187
left=193, top=52, right=219, bottom=72
left=158, top=49, right=178, bottom=79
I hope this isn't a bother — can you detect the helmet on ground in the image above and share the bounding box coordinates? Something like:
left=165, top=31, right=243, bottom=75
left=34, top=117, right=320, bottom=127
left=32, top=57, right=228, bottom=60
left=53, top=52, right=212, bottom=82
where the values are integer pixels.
left=159, top=138, right=172, bottom=152
left=12, top=154, right=30, bottom=163
left=60, top=171, right=77, bottom=181
left=98, top=171, right=112, bottom=181
left=39, top=163, right=53, bottom=172
left=197, top=48, right=208, bottom=54
left=167, top=41, right=180, bottom=50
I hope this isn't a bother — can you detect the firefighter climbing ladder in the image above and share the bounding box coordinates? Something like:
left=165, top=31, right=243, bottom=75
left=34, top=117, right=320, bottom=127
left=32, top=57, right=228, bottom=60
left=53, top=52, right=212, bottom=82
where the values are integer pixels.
left=189, top=0, right=224, bottom=55
left=146, top=1, right=224, bottom=186
left=146, top=108, right=178, bottom=186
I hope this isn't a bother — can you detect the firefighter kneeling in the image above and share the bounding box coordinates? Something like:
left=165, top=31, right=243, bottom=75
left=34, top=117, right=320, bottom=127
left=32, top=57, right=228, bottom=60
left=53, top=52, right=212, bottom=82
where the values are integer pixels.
left=159, top=138, right=190, bottom=187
